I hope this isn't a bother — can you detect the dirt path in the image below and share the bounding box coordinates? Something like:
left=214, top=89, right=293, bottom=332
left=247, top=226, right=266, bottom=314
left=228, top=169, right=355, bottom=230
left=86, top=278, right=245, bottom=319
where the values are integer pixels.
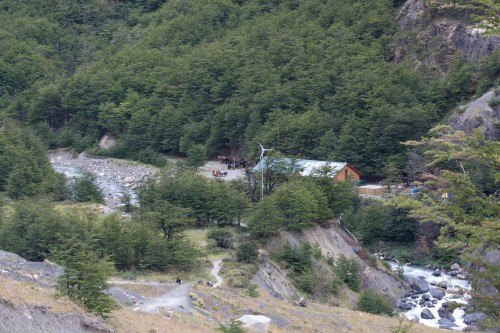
left=210, top=259, right=223, bottom=288
left=139, top=283, right=194, bottom=314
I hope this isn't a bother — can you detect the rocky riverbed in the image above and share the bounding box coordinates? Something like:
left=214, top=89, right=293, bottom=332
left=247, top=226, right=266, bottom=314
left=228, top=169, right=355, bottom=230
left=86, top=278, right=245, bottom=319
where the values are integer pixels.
left=388, top=261, right=474, bottom=331
left=49, top=150, right=156, bottom=213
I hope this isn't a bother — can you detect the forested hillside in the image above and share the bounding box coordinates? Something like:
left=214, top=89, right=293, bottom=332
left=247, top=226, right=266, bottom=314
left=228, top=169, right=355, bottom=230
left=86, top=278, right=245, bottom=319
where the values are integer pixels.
left=1, top=0, right=498, bottom=176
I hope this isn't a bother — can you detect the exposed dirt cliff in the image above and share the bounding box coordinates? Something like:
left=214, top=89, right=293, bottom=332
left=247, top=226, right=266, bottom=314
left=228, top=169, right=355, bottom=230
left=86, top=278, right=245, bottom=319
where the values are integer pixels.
left=392, top=0, right=500, bottom=73
left=254, top=224, right=409, bottom=304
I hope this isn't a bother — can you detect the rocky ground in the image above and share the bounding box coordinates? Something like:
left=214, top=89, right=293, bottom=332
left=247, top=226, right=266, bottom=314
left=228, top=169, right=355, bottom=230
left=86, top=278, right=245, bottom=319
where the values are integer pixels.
left=49, top=150, right=156, bottom=213
left=50, top=151, right=247, bottom=213
left=0, top=250, right=63, bottom=288
left=198, top=160, right=247, bottom=181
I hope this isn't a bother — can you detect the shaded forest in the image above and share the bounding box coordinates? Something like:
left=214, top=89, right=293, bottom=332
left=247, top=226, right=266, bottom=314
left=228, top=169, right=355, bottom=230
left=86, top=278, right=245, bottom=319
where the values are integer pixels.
left=1, top=0, right=498, bottom=176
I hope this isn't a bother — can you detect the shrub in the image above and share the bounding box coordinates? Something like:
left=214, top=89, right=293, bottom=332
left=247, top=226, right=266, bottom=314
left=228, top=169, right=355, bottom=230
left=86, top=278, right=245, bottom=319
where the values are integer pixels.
left=246, top=283, right=259, bottom=298
left=294, top=272, right=313, bottom=293
left=55, top=240, right=116, bottom=318
left=488, top=98, right=500, bottom=108
left=331, top=274, right=342, bottom=295
left=334, top=254, right=361, bottom=292
left=207, top=228, right=235, bottom=249
left=389, top=316, right=414, bottom=333
left=236, top=241, right=259, bottom=263
left=357, top=289, right=393, bottom=316
left=69, top=171, right=104, bottom=203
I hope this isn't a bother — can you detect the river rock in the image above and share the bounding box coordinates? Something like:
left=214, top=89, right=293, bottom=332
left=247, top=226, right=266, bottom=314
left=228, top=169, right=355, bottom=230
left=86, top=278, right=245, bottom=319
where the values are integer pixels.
left=421, top=308, right=435, bottom=320
left=411, top=278, right=429, bottom=293
left=449, top=269, right=459, bottom=276
left=438, top=281, right=448, bottom=289
left=438, top=318, right=458, bottom=329
left=432, top=269, right=441, bottom=277
left=238, top=315, right=272, bottom=333
left=438, top=307, right=455, bottom=322
left=297, top=297, right=307, bottom=307
left=397, top=300, right=412, bottom=310
left=422, top=293, right=431, bottom=301
left=456, top=274, right=466, bottom=280
left=451, top=263, right=461, bottom=270
left=123, top=176, right=134, bottom=183
left=430, top=288, right=445, bottom=300
left=463, top=312, right=488, bottom=325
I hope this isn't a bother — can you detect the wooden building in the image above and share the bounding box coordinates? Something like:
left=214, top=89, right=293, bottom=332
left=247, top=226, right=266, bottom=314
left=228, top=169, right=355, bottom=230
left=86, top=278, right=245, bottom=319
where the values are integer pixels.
left=252, top=158, right=361, bottom=181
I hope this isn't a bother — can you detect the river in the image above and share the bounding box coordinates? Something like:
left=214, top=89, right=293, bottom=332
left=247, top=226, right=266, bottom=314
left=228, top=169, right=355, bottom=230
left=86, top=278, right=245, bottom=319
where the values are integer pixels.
left=389, top=262, right=471, bottom=330
left=49, top=150, right=155, bottom=212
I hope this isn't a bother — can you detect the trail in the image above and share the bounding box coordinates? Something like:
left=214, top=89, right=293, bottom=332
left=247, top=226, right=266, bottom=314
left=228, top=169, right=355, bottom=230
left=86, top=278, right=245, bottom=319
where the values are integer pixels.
left=139, top=283, right=194, bottom=314
left=109, top=259, right=223, bottom=314
left=210, top=259, right=223, bottom=288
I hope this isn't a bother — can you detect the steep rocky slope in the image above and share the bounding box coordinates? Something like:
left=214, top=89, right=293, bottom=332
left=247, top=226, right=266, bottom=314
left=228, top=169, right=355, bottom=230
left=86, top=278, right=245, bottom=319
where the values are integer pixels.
left=254, top=224, right=409, bottom=304
left=393, top=0, right=500, bottom=72
left=449, top=89, right=500, bottom=140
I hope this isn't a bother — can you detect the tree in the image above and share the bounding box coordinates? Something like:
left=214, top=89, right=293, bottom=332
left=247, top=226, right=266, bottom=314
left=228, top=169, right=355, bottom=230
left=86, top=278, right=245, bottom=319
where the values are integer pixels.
left=207, top=228, right=235, bottom=249
left=398, top=126, right=499, bottom=322
left=247, top=197, right=281, bottom=239
left=357, top=289, right=393, bottom=315
left=236, top=241, right=258, bottom=263
left=54, top=238, right=116, bottom=318
left=187, top=144, right=207, bottom=171
left=142, top=200, right=194, bottom=240
left=70, top=171, right=104, bottom=203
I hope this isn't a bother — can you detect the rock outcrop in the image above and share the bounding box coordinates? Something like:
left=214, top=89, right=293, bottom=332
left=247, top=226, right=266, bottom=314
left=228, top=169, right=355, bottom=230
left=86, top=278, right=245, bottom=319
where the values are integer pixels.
left=449, top=90, right=500, bottom=140
left=0, top=298, right=112, bottom=333
left=278, top=225, right=409, bottom=302
left=238, top=315, right=272, bottom=333
left=393, top=0, right=500, bottom=73
left=252, top=250, right=298, bottom=300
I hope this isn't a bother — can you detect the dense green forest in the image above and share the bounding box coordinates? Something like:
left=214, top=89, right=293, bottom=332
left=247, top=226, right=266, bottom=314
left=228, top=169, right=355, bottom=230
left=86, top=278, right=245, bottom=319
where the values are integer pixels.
left=1, top=0, right=498, bottom=176
left=0, top=0, right=499, bottom=323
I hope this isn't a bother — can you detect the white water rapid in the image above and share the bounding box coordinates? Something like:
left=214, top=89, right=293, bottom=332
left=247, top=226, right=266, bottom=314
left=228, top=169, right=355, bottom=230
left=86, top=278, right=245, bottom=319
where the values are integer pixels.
left=389, top=262, right=472, bottom=330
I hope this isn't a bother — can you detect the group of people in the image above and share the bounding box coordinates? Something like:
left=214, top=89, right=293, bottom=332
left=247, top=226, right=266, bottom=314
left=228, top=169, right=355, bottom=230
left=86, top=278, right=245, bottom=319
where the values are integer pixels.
left=198, top=280, right=214, bottom=287
left=176, top=277, right=216, bottom=288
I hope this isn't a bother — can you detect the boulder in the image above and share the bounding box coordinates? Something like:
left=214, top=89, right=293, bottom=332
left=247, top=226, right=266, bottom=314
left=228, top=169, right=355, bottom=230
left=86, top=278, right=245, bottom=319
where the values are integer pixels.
left=432, top=269, right=441, bottom=277
left=397, top=300, right=412, bottom=310
left=449, top=270, right=459, bottom=276
left=430, top=288, right=445, bottom=300
left=451, top=263, right=461, bottom=270
left=411, top=278, right=430, bottom=293
left=422, top=293, right=431, bottom=301
left=438, top=281, right=448, bottom=289
left=123, top=176, right=134, bottom=184
left=456, top=274, right=466, bottom=280
left=438, top=318, right=458, bottom=329
left=438, top=307, right=455, bottom=322
left=297, top=297, right=307, bottom=307
left=238, top=315, right=272, bottom=333
left=463, top=313, right=488, bottom=325
left=421, top=308, right=435, bottom=320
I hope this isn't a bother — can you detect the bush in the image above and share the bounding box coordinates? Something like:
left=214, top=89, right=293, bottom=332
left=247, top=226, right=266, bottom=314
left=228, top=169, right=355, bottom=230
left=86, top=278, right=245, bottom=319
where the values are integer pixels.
left=69, top=171, right=104, bottom=203
left=331, top=274, right=342, bottom=295
left=334, top=254, right=361, bottom=292
left=236, top=241, right=258, bottom=263
left=246, top=283, right=259, bottom=298
left=488, top=98, right=500, bottom=108
left=294, top=272, right=313, bottom=293
left=207, top=228, right=235, bottom=249
left=55, top=240, right=116, bottom=318
left=357, top=289, right=393, bottom=316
